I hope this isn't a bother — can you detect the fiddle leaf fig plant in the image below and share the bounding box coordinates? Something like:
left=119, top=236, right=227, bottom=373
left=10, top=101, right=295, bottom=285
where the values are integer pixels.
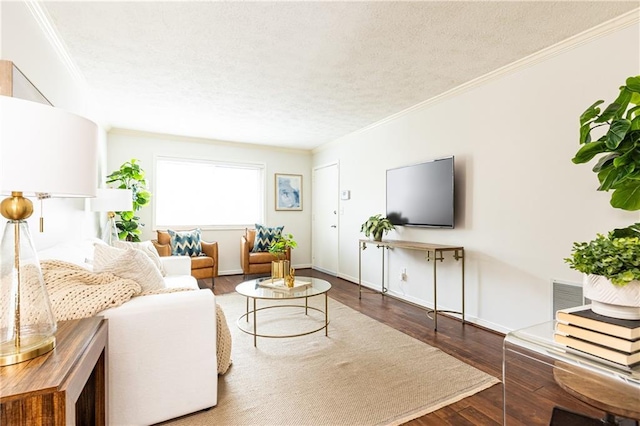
left=106, top=159, right=151, bottom=242
left=572, top=75, right=640, bottom=211
left=360, top=214, right=395, bottom=241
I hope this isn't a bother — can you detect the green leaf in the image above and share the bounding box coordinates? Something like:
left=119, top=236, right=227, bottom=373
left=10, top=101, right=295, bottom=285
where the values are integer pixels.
left=615, top=88, right=633, bottom=117
left=579, top=100, right=604, bottom=126
left=605, top=119, right=631, bottom=149
left=592, top=153, right=618, bottom=172
left=597, top=166, right=620, bottom=191
left=572, top=141, right=607, bottom=164
left=626, top=76, right=640, bottom=92
left=595, top=102, right=621, bottom=123
left=611, top=180, right=640, bottom=210
left=579, top=122, right=592, bottom=144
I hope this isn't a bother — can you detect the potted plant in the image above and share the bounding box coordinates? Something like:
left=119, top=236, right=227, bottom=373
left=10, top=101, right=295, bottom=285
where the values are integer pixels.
left=565, top=75, right=640, bottom=319
left=360, top=214, right=395, bottom=242
left=268, top=233, right=297, bottom=279
left=106, top=159, right=152, bottom=242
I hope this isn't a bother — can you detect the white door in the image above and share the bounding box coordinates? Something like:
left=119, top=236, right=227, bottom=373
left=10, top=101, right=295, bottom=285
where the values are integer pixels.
left=312, top=163, right=339, bottom=275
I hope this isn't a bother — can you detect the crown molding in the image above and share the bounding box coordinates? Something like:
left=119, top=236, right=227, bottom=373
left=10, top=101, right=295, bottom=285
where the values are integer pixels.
left=313, top=8, right=640, bottom=154
left=109, top=127, right=312, bottom=155
left=24, top=1, right=87, bottom=89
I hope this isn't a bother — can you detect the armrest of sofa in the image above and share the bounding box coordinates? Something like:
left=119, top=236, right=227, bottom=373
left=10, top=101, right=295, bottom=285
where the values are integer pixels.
left=152, top=239, right=171, bottom=257
left=160, top=255, right=192, bottom=276
left=201, top=241, right=219, bottom=277
left=100, top=290, right=217, bottom=425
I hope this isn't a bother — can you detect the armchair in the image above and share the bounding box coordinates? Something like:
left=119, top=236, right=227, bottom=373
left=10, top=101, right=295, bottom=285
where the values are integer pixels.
left=153, top=230, right=219, bottom=280
left=241, top=228, right=290, bottom=279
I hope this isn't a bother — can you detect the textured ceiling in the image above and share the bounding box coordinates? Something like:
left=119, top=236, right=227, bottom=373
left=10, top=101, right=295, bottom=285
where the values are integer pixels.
left=42, top=1, right=638, bottom=150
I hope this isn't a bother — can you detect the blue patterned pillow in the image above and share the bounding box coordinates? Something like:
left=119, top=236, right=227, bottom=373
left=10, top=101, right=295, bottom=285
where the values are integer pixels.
left=252, top=224, right=283, bottom=253
left=168, top=228, right=202, bottom=256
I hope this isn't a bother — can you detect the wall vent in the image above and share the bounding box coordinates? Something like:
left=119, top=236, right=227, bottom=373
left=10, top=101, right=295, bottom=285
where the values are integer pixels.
left=551, top=279, right=588, bottom=319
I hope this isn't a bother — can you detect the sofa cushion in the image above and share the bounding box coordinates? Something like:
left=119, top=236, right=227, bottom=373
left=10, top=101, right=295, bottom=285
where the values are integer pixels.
left=168, top=228, right=202, bottom=256
left=191, top=255, right=214, bottom=269
left=93, top=244, right=166, bottom=293
left=252, top=224, right=283, bottom=253
left=114, top=240, right=166, bottom=276
left=249, top=251, right=278, bottom=263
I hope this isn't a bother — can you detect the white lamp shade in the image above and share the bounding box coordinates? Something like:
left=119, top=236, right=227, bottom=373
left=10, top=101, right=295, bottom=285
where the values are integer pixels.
left=0, top=95, right=98, bottom=197
left=91, top=188, right=134, bottom=212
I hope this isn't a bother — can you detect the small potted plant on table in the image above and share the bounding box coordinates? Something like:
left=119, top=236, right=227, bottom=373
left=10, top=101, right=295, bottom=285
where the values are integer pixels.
left=268, top=233, right=297, bottom=283
left=360, top=214, right=395, bottom=242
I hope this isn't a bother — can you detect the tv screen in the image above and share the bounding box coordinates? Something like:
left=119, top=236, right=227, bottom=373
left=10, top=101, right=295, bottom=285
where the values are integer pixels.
left=386, top=156, right=455, bottom=228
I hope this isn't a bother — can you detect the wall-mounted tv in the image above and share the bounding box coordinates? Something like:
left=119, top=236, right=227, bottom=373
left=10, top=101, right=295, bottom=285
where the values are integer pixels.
left=386, top=156, right=455, bottom=228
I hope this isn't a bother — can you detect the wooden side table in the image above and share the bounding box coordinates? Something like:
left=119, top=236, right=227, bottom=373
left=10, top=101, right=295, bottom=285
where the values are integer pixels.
left=0, top=317, right=108, bottom=425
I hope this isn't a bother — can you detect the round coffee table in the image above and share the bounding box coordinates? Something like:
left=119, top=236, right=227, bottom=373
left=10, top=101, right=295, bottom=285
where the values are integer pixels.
left=235, top=276, right=331, bottom=347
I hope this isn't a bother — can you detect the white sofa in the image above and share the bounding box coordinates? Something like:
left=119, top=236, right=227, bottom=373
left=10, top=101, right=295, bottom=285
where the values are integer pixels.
left=38, top=239, right=218, bottom=426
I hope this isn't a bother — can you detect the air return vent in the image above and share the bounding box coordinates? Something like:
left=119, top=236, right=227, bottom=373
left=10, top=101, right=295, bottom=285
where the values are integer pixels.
left=552, top=280, right=587, bottom=319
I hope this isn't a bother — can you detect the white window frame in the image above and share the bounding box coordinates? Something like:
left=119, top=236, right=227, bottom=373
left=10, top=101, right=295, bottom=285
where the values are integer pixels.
left=153, top=156, right=265, bottom=230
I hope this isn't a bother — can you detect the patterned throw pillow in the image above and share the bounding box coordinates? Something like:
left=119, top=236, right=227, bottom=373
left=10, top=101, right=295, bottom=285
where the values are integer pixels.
left=252, top=224, right=283, bottom=253
left=168, top=228, right=202, bottom=256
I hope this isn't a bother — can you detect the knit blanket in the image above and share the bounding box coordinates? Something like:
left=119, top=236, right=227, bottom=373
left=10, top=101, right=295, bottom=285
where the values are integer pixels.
left=41, top=260, right=192, bottom=321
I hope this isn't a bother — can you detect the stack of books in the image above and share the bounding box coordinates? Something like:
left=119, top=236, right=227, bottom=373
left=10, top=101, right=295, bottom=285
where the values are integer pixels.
left=554, top=305, right=640, bottom=369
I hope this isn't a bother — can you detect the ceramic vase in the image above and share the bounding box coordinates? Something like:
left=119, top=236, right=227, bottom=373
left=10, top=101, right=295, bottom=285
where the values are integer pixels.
left=583, top=274, right=640, bottom=320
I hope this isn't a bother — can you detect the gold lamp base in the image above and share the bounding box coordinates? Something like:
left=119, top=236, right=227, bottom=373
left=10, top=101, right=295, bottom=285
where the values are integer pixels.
left=0, top=336, right=55, bottom=367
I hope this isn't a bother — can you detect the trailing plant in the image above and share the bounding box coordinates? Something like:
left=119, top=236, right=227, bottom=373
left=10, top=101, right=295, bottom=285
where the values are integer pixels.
left=572, top=75, right=640, bottom=211
left=360, top=214, right=395, bottom=241
left=268, top=233, right=297, bottom=260
left=106, top=159, right=151, bottom=242
left=565, top=231, right=640, bottom=286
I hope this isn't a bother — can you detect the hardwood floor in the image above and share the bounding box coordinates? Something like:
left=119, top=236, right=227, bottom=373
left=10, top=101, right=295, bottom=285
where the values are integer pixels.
left=204, top=270, right=615, bottom=425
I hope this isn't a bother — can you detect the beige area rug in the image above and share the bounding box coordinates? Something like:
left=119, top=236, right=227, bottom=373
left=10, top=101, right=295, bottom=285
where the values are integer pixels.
left=165, top=293, right=500, bottom=426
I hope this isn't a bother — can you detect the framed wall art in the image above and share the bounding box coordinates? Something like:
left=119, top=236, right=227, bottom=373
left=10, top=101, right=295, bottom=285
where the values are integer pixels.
left=275, top=173, right=302, bottom=211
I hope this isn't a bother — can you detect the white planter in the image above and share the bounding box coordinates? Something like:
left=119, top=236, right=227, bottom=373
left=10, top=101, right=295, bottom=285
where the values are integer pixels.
left=583, top=274, right=640, bottom=320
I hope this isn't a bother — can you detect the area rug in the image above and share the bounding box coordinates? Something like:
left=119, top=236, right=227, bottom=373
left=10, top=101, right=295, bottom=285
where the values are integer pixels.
left=164, top=293, right=500, bottom=426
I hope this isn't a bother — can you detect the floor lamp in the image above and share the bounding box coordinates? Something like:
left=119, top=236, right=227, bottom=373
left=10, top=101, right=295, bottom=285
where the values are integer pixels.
left=90, top=188, right=133, bottom=245
left=0, top=95, right=98, bottom=366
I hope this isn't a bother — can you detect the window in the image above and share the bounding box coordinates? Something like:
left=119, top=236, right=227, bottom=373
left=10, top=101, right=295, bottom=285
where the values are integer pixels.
left=155, top=157, right=264, bottom=228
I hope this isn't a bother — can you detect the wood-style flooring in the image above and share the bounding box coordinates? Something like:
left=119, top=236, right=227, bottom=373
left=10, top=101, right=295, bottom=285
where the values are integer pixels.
left=202, top=270, right=620, bottom=425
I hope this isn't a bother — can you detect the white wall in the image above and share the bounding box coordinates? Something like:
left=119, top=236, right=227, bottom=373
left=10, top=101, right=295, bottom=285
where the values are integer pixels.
left=107, top=130, right=312, bottom=275
left=0, top=1, right=104, bottom=250
left=313, top=20, right=640, bottom=333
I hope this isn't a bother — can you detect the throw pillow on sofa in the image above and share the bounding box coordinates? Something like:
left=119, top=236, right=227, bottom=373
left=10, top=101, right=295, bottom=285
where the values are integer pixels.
left=93, top=244, right=166, bottom=293
left=114, top=240, right=166, bottom=276
left=252, top=224, right=283, bottom=252
left=168, top=228, right=202, bottom=256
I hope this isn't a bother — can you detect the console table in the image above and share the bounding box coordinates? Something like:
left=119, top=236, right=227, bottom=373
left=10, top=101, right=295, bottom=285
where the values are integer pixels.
left=358, top=239, right=465, bottom=330
left=0, top=317, right=108, bottom=425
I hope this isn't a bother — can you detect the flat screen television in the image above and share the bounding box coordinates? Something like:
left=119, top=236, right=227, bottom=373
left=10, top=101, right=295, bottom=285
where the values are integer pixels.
left=386, top=156, right=455, bottom=228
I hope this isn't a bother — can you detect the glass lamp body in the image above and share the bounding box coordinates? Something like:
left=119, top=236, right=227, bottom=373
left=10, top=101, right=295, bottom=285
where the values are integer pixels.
left=0, top=220, right=56, bottom=365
